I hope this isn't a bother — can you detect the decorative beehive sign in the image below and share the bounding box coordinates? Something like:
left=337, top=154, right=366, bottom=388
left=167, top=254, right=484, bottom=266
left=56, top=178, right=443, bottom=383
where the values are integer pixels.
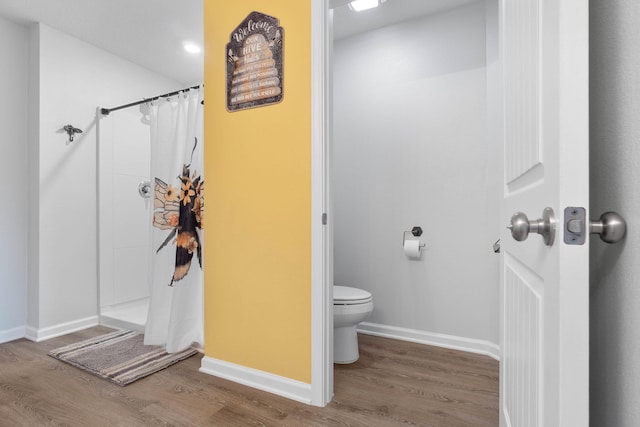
left=226, top=11, right=284, bottom=112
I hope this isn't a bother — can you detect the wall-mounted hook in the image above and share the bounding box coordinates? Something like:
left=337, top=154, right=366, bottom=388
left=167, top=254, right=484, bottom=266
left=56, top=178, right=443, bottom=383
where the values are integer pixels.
left=63, top=124, right=83, bottom=142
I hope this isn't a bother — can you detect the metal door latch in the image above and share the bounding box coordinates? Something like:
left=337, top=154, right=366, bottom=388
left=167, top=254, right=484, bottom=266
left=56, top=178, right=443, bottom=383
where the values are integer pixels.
left=564, top=207, right=586, bottom=245
left=564, top=207, right=626, bottom=244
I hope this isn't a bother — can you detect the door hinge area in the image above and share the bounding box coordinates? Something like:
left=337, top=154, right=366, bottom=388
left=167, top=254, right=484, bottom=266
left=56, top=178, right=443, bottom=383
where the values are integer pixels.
left=322, top=213, right=327, bottom=225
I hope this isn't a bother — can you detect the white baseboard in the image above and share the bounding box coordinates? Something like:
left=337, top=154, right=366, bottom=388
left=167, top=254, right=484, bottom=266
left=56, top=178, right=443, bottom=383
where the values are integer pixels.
left=24, top=315, right=99, bottom=342
left=0, top=326, right=26, bottom=344
left=357, top=322, right=500, bottom=361
left=200, top=356, right=313, bottom=404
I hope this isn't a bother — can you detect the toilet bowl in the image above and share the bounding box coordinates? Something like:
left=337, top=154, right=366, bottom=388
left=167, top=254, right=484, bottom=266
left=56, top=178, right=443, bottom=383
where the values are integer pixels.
left=333, top=285, right=374, bottom=364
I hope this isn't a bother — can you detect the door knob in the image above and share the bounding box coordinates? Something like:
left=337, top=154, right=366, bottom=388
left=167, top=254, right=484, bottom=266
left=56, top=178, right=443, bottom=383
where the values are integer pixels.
left=507, top=207, right=556, bottom=246
left=590, top=211, right=626, bottom=243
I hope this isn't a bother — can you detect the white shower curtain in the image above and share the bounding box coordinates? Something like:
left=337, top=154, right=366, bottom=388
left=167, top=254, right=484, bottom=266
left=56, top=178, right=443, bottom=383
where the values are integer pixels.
left=144, top=87, right=204, bottom=353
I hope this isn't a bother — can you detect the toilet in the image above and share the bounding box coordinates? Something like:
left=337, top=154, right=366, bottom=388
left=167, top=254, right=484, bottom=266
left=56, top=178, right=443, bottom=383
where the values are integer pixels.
left=333, top=285, right=374, bottom=364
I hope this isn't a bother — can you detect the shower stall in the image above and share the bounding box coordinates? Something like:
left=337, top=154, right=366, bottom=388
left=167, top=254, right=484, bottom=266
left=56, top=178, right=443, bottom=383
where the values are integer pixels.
left=96, top=86, right=205, bottom=355
left=97, top=106, right=152, bottom=331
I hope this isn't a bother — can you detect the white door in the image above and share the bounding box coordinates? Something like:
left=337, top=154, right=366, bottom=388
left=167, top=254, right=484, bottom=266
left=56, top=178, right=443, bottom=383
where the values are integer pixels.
left=500, top=1, right=589, bottom=426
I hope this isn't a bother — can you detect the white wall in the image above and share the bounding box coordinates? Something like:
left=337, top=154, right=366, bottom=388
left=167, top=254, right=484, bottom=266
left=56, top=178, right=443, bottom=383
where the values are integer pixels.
left=0, top=16, right=29, bottom=342
left=590, top=0, right=640, bottom=424
left=333, top=1, right=500, bottom=353
left=26, top=23, right=180, bottom=339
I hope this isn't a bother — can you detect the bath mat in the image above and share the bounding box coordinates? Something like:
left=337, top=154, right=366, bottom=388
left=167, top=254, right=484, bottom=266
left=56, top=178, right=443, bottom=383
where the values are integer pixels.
left=48, top=329, right=197, bottom=386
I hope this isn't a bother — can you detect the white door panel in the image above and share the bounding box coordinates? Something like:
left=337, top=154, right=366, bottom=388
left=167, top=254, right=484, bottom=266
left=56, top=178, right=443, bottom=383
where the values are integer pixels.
left=500, top=0, right=589, bottom=426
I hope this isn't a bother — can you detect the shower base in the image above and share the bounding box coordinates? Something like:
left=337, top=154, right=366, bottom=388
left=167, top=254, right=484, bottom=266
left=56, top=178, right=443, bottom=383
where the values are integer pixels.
left=100, top=298, right=148, bottom=332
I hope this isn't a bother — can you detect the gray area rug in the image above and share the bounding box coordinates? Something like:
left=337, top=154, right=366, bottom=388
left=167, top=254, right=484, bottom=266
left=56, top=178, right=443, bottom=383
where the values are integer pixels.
left=48, top=329, right=198, bottom=386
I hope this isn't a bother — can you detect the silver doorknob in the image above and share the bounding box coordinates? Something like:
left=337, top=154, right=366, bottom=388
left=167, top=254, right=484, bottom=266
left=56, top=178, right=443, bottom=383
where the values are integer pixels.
left=507, top=207, right=556, bottom=246
left=591, top=211, right=626, bottom=243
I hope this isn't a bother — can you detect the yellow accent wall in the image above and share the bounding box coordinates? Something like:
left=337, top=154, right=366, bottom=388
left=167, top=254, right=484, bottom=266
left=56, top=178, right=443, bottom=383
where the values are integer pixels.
left=203, top=1, right=311, bottom=383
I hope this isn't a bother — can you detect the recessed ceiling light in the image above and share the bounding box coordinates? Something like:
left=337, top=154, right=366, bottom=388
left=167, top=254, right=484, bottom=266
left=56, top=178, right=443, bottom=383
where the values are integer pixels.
left=348, top=0, right=380, bottom=12
left=183, top=43, right=201, bottom=54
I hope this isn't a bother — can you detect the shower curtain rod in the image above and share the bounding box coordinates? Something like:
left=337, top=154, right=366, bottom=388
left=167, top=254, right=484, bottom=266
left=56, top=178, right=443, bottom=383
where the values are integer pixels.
left=100, top=84, right=202, bottom=116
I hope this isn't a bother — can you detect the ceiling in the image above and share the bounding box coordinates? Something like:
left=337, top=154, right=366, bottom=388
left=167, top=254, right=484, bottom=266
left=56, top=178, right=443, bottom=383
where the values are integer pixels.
left=0, top=0, right=478, bottom=85
left=332, top=0, right=479, bottom=40
left=0, top=0, right=204, bottom=85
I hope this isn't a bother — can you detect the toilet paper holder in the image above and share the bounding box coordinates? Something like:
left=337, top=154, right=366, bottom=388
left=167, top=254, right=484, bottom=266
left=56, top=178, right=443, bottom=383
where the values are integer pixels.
left=402, top=226, right=425, bottom=247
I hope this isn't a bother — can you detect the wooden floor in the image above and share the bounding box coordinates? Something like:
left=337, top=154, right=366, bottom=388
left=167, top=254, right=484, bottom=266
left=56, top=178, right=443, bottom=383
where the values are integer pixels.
left=0, top=326, right=498, bottom=426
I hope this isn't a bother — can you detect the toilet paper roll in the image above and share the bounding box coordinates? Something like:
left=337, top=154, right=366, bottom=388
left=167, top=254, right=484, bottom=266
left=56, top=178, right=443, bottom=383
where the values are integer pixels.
left=403, top=239, right=422, bottom=259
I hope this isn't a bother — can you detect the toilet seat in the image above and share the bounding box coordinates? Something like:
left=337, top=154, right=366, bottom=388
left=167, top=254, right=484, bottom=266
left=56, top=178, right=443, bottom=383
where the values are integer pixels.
left=334, top=285, right=373, bottom=305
